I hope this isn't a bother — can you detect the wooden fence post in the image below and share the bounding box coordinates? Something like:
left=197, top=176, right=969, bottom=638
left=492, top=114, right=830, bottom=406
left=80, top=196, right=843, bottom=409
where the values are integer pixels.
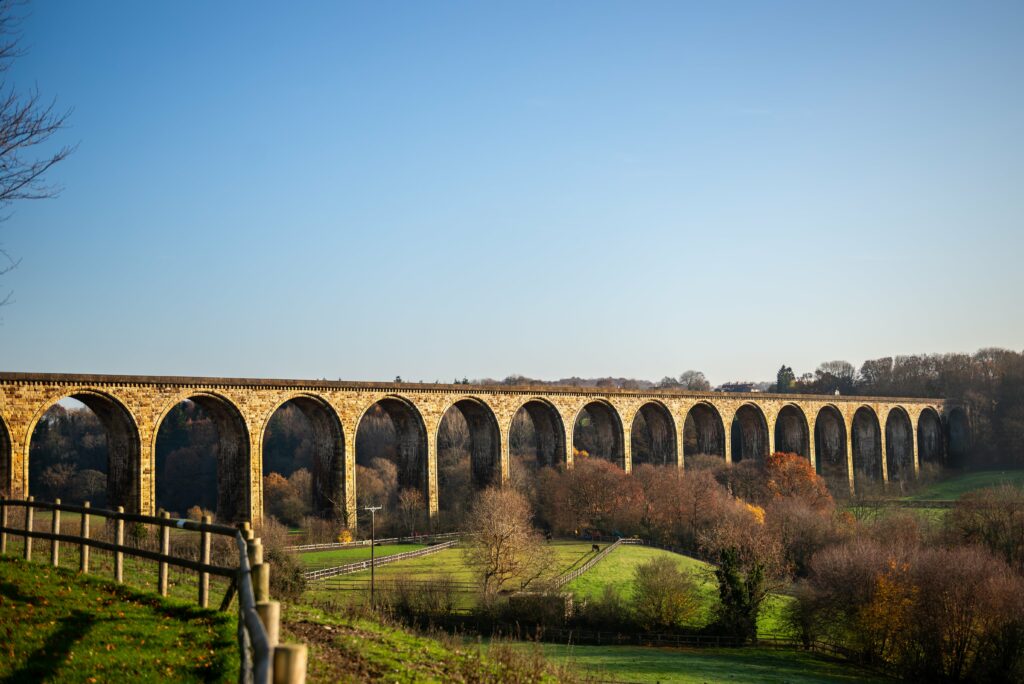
left=80, top=502, right=90, bottom=573
left=199, top=515, right=211, bottom=608
left=247, top=538, right=262, bottom=567
left=256, top=600, right=280, bottom=647
left=23, top=496, right=33, bottom=561
left=50, top=498, right=61, bottom=567
left=114, top=506, right=124, bottom=583
left=0, top=497, right=7, bottom=554
left=247, top=536, right=271, bottom=602
left=254, top=562, right=270, bottom=604
left=158, top=511, right=170, bottom=596
left=272, top=643, right=307, bottom=684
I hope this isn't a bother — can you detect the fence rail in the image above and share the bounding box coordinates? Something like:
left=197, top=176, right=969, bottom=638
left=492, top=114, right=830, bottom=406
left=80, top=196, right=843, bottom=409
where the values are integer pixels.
left=553, top=538, right=638, bottom=588
left=304, top=539, right=458, bottom=581
left=0, top=496, right=305, bottom=684
left=287, top=531, right=459, bottom=552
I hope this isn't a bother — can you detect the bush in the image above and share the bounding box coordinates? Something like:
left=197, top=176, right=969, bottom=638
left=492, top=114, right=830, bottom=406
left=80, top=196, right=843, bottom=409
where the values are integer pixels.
left=505, top=591, right=573, bottom=627
left=378, top=574, right=458, bottom=619
left=799, top=540, right=1024, bottom=680
left=186, top=505, right=214, bottom=522
left=947, top=485, right=1024, bottom=573
left=577, top=585, right=631, bottom=630
left=632, top=556, right=701, bottom=630
left=264, top=546, right=307, bottom=602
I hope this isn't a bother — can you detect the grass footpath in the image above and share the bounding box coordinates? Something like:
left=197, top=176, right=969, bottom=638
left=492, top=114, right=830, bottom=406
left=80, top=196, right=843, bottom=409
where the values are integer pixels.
left=565, top=544, right=795, bottom=637
left=0, top=555, right=237, bottom=683
left=520, top=642, right=893, bottom=683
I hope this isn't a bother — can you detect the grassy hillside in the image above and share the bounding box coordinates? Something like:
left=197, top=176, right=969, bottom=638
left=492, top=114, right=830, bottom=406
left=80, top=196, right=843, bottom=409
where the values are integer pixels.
left=909, top=469, right=1024, bottom=501
left=0, top=555, right=237, bottom=682
left=284, top=602, right=576, bottom=683
left=566, top=544, right=795, bottom=636
left=1, top=534, right=233, bottom=606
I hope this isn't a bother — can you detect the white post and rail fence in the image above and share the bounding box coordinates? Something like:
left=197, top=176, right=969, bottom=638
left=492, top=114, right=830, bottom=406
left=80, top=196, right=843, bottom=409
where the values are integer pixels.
left=304, top=539, right=458, bottom=582
left=0, top=495, right=307, bottom=684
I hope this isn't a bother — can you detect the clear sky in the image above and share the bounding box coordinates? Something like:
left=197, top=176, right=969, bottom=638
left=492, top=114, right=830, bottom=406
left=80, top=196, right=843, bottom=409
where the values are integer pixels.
left=0, top=1, right=1021, bottom=385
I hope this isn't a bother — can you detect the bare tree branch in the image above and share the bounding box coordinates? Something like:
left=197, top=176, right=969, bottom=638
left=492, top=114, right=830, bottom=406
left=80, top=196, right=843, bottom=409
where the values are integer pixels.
left=0, top=0, right=74, bottom=308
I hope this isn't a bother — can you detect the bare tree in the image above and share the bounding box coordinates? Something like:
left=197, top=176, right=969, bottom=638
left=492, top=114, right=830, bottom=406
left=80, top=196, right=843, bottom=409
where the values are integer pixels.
left=395, top=487, right=425, bottom=535
left=0, top=1, right=74, bottom=307
left=464, top=486, right=552, bottom=594
left=679, top=370, right=711, bottom=391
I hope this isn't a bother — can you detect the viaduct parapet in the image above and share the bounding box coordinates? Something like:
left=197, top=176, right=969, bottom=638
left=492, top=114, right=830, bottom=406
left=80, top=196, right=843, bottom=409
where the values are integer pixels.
left=0, top=372, right=965, bottom=526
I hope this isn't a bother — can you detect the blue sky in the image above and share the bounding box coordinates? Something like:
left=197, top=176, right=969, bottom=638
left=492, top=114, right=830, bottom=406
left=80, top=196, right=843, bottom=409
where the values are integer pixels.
left=0, top=1, right=1021, bottom=385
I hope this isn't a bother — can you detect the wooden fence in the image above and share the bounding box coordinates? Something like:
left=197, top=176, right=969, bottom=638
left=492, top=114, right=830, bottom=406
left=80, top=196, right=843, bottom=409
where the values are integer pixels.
left=0, top=496, right=306, bottom=684
left=553, top=538, right=639, bottom=588
left=304, top=539, right=459, bottom=582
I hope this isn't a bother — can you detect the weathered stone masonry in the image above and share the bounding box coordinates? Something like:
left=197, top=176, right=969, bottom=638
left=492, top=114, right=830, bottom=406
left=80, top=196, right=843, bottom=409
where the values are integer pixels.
left=0, top=372, right=962, bottom=526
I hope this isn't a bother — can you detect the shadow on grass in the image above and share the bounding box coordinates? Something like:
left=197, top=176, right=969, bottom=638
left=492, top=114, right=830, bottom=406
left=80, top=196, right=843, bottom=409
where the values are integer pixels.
left=0, top=610, right=97, bottom=684
left=0, top=580, right=35, bottom=604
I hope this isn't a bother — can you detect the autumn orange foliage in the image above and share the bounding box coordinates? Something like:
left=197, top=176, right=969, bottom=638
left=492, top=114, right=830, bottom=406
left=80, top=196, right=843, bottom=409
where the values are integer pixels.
left=764, top=452, right=833, bottom=511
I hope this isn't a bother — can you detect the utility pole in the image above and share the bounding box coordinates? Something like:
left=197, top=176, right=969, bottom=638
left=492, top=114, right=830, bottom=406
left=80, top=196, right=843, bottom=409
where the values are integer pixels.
left=363, top=505, right=382, bottom=607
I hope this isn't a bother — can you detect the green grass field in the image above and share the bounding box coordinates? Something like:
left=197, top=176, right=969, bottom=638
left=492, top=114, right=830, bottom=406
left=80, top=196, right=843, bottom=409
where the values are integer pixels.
left=305, top=540, right=603, bottom=606
left=0, top=555, right=237, bottom=682
left=908, top=469, right=1024, bottom=501
left=299, top=543, right=426, bottom=569
left=519, top=642, right=892, bottom=683
left=565, top=544, right=795, bottom=637
left=312, top=540, right=598, bottom=586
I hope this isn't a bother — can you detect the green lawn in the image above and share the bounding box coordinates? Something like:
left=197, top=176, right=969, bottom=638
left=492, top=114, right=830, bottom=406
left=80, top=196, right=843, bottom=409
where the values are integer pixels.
left=299, top=543, right=426, bottom=569
left=0, top=555, right=237, bottom=682
left=909, top=470, right=1024, bottom=501
left=566, top=544, right=795, bottom=637
left=520, top=642, right=892, bottom=683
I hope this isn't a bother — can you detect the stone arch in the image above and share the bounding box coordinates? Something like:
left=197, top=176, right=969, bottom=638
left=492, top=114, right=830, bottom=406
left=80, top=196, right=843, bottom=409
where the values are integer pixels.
left=154, top=392, right=251, bottom=523
left=683, top=402, right=726, bottom=461
left=774, top=404, right=810, bottom=458
left=27, top=389, right=142, bottom=512
left=885, top=407, right=914, bottom=482
left=946, top=407, right=970, bottom=467
left=731, top=403, right=769, bottom=463
left=0, top=414, right=11, bottom=497
left=814, top=405, right=847, bottom=484
left=355, top=395, right=429, bottom=505
left=630, top=401, right=677, bottom=467
left=260, top=393, right=345, bottom=520
left=572, top=400, right=625, bottom=468
left=917, top=408, right=943, bottom=467
left=508, top=398, right=567, bottom=470
left=852, top=406, right=883, bottom=487
left=437, top=396, right=501, bottom=489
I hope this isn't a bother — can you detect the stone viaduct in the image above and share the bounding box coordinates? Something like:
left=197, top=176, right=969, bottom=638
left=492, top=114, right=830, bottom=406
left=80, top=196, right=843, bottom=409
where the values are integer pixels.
left=0, top=372, right=967, bottom=527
